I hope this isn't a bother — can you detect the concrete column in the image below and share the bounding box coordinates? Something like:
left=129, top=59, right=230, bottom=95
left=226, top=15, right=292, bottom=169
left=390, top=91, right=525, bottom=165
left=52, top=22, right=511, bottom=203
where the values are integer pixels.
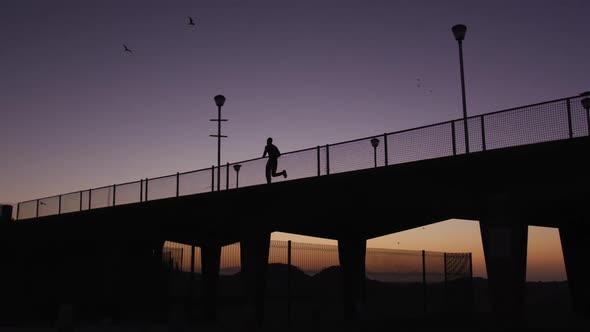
left=201, top=244, right=221, bottom=322
left=100, top=242, right=118, bottom=324
left=337, top=237, right=367, bottom=320
left=559, top=220, right=590, bottom=316
left=100, top=238, right=165, bottom=324
left=240, top=232, right=271, bottom=326
left=479, top=206, right=528, bottom=324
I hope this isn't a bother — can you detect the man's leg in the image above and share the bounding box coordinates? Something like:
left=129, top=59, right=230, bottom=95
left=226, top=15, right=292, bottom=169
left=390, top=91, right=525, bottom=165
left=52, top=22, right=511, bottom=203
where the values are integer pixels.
left=265, top=162, right=271, bottom=183
left=271, top=160, right=279, bottom=177
left=271, top=162, right=287, bottom=179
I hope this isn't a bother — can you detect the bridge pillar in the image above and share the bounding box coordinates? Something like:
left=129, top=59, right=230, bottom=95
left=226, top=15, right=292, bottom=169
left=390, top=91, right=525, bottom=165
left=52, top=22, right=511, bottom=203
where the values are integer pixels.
left=337, top=237, right=367, bottom=320
left=100, top=238, right=166, bottom=324
left=559, top=219, right=590, bottom=316
left=479, top=201, right=528, bottom=325
left=200, top=243, right=221, bottom=322
left=240, top=232, right=271, bottom=326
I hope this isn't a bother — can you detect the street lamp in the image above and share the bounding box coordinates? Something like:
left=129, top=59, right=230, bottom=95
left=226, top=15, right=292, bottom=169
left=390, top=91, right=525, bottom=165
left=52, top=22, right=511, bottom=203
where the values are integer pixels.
left=452, top=24, right=469, bottom=154
left=233, top=164, right=242, bottom=188
left=211, top=95, right=227, bottom=191
left=370, top=138, right=380, bottom=168
left=581, top=97, right=590, bottom=135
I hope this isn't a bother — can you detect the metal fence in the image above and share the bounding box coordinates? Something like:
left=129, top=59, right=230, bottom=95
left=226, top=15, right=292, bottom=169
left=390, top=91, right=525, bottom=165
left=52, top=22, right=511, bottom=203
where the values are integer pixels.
left=16, top=95, right=589, bottom=220
left=162, top=240, right=473, bottom=321
left=162, top=240, right=471, bottom=280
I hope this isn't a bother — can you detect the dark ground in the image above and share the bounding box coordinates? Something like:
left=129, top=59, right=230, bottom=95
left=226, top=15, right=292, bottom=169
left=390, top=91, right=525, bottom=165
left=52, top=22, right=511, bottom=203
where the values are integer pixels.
left=1, top=264, right=586, bottom=331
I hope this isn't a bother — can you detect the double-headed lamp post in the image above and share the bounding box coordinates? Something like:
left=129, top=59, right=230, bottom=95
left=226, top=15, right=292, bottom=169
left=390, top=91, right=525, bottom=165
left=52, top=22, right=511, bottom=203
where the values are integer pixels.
left=211, top=95, right=227, bottom=191
left=370, top=137, right=380, bottom=168
left=452, top=24, right=469, bottom=154
left=233, top=164, right=242, bottom=188
left=582, top=97, right=590, bottom=135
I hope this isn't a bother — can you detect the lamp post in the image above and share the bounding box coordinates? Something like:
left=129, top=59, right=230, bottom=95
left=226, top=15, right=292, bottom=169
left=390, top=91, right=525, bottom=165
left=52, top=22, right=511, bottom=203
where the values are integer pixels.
left=370, top=138, right=380, bottom=168
left=452, top=24, right=469, bottom=154
left=582, top=97, right=590, bottom=135
left=211, top=95, right=227, bottom=191
left=233, top=164, right=242, bottom=188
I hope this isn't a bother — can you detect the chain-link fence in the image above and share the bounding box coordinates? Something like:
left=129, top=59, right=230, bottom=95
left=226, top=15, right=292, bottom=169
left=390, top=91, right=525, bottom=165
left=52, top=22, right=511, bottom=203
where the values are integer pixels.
left=161, top=239, right=473, bottom=322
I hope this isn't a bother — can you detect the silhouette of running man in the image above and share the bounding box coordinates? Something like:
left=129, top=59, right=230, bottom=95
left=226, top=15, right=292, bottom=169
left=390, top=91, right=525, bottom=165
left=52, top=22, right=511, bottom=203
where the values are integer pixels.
left=263, top=137, right=287, bottom=184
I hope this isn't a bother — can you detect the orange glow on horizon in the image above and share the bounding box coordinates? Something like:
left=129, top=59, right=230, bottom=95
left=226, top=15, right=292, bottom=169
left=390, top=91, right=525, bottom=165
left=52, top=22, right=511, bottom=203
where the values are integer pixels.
left=164, top=220, right=567, bottom=282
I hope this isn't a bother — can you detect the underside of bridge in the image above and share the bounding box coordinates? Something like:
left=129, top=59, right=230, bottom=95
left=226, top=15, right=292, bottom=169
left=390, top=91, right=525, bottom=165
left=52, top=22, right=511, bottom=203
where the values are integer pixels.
left=1, top=136, right=589, bottom=325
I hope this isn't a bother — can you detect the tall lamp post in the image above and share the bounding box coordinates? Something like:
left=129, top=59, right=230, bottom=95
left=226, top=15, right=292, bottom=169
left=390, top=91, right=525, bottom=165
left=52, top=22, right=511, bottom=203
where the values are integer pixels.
left=211, top=95, right=227, bottom=191
left=452, top=24, right=469, bottom=154
left=581, top=97, right=590, bottom=135
left=233, top=164, right=242, bottom=188
left=370, top=137, right=380, bottom=168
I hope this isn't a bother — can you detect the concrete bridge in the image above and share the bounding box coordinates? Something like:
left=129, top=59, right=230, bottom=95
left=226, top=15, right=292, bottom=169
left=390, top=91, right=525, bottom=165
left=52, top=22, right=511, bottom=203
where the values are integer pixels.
left=1, top=94, right=589, bottom=325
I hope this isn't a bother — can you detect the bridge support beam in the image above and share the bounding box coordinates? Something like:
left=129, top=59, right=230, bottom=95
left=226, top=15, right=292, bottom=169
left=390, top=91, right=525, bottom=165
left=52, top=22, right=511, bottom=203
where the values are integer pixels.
left=479, top=204, right=528, bottom=325
left=200, top=243, right=222, bottom=322
left=101, top=238, right=166, bottom=324
left=337, top=237, right=367, bottom=320
left=559, top=219, right=590, bottom=316
left=240, top=232, right=271, bottom=326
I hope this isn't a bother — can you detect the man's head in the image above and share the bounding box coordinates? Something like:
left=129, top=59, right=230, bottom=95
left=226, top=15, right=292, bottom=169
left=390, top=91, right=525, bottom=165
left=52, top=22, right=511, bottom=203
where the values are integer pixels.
left=267, top=137, right=273, bottom=145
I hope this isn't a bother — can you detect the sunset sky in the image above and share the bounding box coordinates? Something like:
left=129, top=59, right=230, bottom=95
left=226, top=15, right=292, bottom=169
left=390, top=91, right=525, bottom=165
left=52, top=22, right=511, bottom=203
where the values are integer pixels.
left=2, top=0, right=588, bottom=281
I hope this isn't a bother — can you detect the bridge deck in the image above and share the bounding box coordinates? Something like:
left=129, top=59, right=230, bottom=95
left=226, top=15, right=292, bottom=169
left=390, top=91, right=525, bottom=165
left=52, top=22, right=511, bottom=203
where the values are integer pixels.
left=7, top=136, right=589, bottom=246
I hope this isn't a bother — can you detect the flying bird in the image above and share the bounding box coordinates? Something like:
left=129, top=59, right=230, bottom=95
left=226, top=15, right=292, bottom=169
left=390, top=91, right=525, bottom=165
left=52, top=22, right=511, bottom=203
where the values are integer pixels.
left=123, top=44, right=132, bottom=53
left=39, top=201, right=46, bottom=206
left=188, top=16, right=195, bottom=26
left=416, top=77, right=434, bottom=93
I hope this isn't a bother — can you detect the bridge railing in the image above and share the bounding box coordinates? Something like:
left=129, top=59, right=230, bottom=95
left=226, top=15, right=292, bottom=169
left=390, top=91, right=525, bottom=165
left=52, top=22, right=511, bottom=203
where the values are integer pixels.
left=16, top=95, right=588, bottom=220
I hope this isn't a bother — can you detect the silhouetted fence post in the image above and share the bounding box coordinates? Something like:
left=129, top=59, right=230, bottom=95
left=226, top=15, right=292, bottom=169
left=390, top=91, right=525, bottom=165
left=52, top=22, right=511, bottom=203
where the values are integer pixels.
left=326, top=144, right=330, bottom=175
left=35, top=199, right=39, bottom=218
left=145, top=179, right=148, bottom=201
left=443, top=253, right=448, bottom=308
left=422, top=250, right=427, bottom=314
left=16, top=203, right=20, bottom=220
left=226, top=163, right=229, bottom=190
left=384, top=133, right=389, bottom=166
left=180, top=249, right=184, bottom=271
left=287, top=240, right=292, bottom=326
left=566, top=99, right=573, bottom=139
left=211, top=166, right=214, bottom=192
left=140, top=179, right=143, bottom=202
left=480, top=116, right=486, bottom=151
left=316, top=146, right=321, bottom=176
left=58, top=195, right=62, bottom=214
left=176, top=172, right=180, bottom=197
left=469, top=252, right=474, bottom=310
left=190, top=245, right=196, bottom=309
left=191, top=245, right=195, bottom=274
left=451, top=121, right=457, bottom=156
left=79, top=192, right=82, bottom=211
left=112, top=184, right=116, bottom=206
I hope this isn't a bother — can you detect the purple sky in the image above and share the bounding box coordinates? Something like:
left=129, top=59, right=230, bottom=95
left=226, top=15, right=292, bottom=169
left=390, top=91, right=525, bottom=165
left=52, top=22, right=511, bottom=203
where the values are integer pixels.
left=2, top=0, right=589, bottom=204
left=1, top=1, right=588, bottom=280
